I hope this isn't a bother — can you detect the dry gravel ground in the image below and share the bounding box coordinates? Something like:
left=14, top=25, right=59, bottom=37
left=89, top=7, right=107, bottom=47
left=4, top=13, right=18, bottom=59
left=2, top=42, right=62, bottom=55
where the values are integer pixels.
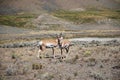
left=0, top=44, right=120, bottom=80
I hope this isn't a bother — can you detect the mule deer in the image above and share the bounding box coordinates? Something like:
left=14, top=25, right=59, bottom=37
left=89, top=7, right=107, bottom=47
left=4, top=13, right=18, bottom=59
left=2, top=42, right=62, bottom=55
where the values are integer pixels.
left=37, top=39, right=58, bottom=58
left=57, top=33, right=73, bottom=59
left=37, top=33, right=73, bottom=59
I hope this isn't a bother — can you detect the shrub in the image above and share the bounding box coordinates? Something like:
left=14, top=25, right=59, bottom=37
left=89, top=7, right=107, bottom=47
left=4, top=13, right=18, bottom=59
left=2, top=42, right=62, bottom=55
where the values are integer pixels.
left=65, top=55, right=79, bottom=64
left=32, top=63, right=43, bottom=70
left=0, top=75, right=6, bottom=80
left=11, top=53, right=16, bottom=59
left=6, top=64, right=17, bottom=76
left=83, top=50, right=91, bottom=57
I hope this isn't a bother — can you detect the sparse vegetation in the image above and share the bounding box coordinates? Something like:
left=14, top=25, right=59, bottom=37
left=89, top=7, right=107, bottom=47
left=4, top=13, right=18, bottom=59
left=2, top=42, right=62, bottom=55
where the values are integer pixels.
left=0, top=14, right=38, bottom=28
left=5, top=64, right=17, bottom=76
left=74, top=72, right=78, bottom=77
left=32, top=63, right=43, bottom=70
left=0, top=75, right=6, bottom=80
left=83, top=50, right=92, bottom=57
left=67, top=77, right=72, bottom=80
left=52, top=10, right=120, bottom=24
left=0, top=44, right=120, bottom=80
left=0, top=0, right=120, bottom=80
left=87, top=58, right=97, bottom=66
left=49, top=24, right=65, bottom=30
left=65, top=55, right=79, bottom=64
left=89, top=71, right=104, bottom=80
left=11, top=53, right=16, bottom=59
left=11, top=53, right=20, bottom=59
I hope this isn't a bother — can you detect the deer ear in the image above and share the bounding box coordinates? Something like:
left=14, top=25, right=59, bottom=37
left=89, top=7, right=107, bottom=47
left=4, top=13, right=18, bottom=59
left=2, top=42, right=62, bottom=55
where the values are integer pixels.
left=59, top=33, right=63, bottom=37
left=56, top=34, right=59, bottom=38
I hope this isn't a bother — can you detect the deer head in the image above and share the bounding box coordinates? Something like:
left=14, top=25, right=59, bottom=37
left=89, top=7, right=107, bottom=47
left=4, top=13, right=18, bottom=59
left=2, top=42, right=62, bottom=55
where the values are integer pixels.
left=56, top=33, right=63, bottom=46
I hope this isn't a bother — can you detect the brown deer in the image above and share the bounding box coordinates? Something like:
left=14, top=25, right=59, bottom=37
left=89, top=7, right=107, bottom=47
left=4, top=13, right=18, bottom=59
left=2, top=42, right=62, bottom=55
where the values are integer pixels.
left=57, top=33, right=73, bottom=59
left=37, top=38, right=58, bottom=58
left=37, top=33, right=73, bottom=59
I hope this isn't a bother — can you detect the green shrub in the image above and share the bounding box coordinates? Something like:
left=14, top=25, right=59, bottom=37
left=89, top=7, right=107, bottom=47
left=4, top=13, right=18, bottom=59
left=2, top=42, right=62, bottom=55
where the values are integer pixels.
left=84, top=50, right=91, bottom=57
left=32, top=63, right=43, bottom=70
left=0, top=14, right=37, bottom=28
left=11, top=53, right=16, bottom=59
left=0, top=75, right=6, bottom=80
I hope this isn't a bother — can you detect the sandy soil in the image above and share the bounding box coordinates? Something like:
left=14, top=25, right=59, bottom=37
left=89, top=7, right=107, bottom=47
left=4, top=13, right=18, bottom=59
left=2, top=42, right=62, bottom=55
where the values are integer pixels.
left=0, top=44, right=120, bottom=80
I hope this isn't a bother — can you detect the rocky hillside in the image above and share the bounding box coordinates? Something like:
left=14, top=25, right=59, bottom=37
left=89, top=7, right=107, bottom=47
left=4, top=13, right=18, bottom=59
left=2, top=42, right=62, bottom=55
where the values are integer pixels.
left=0, top=0, right=120, bottom=14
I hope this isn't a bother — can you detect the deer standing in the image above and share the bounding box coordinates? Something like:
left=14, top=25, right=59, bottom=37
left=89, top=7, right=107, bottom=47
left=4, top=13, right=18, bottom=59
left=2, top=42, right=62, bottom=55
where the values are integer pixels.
left=37, top=39, right=58, bottom=58
left=37, top=33, right=73, bottom=59
left=57, top=33, right=73, bottom=59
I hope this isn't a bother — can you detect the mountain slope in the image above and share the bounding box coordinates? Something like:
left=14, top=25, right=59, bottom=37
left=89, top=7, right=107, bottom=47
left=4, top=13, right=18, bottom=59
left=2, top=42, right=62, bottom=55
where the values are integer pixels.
left=0, top=0, right=120, bottom=14
left=54, top=0, right=120, bottom=9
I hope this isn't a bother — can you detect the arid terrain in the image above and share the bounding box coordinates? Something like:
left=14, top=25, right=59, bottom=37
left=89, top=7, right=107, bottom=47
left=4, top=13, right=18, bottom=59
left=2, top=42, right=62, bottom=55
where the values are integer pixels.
left=0, top=0, right=120, bottom=80
left=0, top=40, right=120, bottom=80
left=0, top=24, right=120, bottom=80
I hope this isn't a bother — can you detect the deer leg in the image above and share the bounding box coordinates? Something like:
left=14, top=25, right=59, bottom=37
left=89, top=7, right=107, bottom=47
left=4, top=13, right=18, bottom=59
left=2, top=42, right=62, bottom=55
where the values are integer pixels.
left=65, top=48, right=68, bottom=58
left=67, top=46, right=69, bottom=53
left=65, top=47, right=69, bottom=53
left=52, top=47, right=55, bottom=58
left=38, top=45, right=43, bottom=59
left=60, top=48, right=63, bottom=59
left=65, top=46, right=70, bottom=58
left=37, top=49, right=41, bottom=58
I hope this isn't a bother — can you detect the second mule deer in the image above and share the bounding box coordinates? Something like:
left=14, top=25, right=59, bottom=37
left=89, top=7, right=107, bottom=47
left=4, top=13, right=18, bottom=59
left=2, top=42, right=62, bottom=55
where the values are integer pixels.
left=57, top=33, right=73, bottom=59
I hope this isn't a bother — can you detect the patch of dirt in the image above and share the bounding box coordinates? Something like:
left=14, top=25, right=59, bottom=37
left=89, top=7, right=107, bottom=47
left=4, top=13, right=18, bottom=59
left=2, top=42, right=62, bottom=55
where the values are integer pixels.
left=0, top=44, right=120, bottom=80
